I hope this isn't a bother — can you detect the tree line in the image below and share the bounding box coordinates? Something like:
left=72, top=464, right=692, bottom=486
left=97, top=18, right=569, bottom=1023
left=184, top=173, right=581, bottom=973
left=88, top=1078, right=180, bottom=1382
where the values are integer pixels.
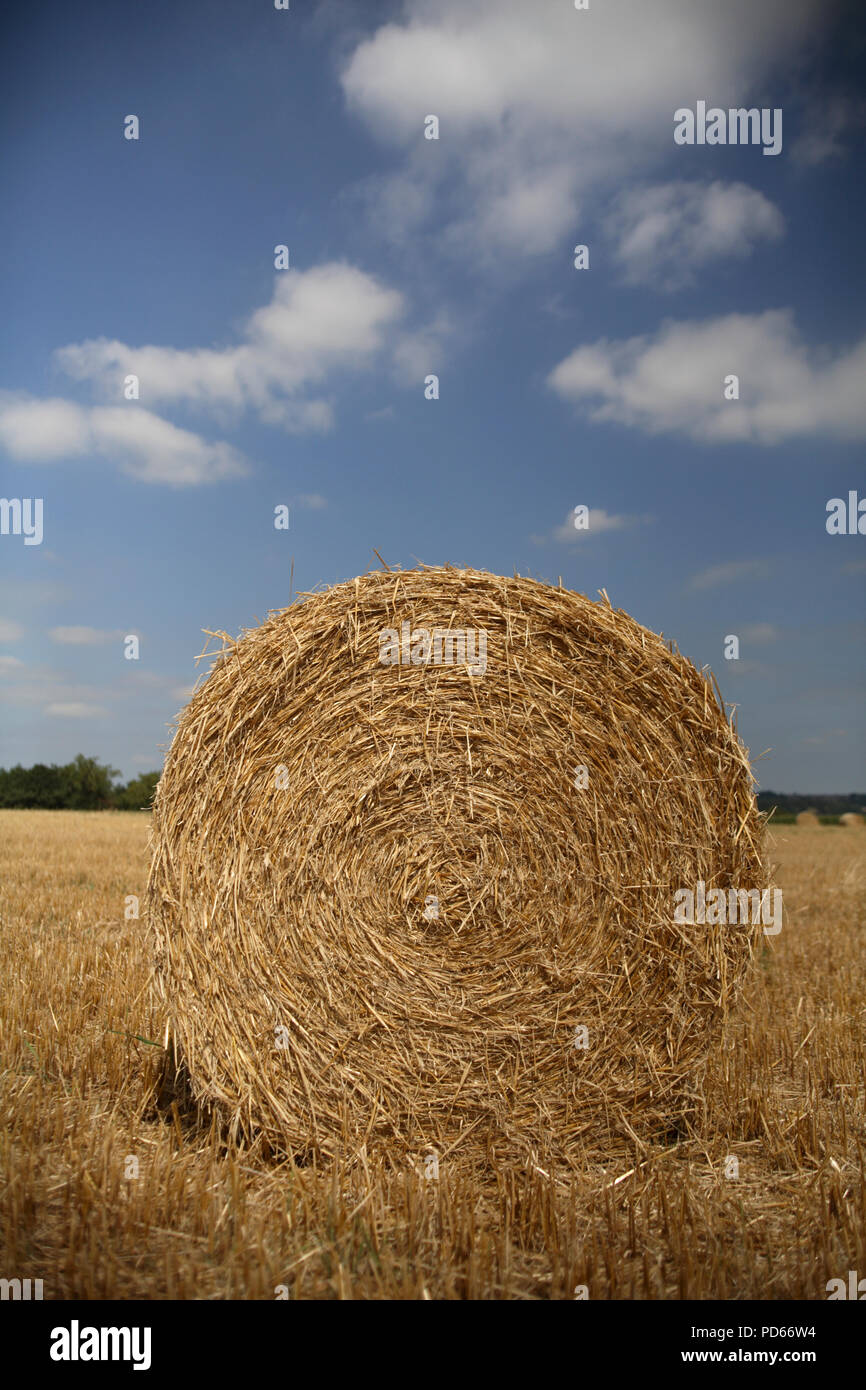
left=0, top=759, right=861, bottom=817
left=0, top=755, right=160, bottom=810
left=756, top=791, right=866, bottom=816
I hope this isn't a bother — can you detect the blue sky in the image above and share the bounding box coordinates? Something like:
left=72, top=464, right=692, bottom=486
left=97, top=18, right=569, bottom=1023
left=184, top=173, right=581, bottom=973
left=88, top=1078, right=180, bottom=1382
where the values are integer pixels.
left=1, top=0, right=864, bottom=791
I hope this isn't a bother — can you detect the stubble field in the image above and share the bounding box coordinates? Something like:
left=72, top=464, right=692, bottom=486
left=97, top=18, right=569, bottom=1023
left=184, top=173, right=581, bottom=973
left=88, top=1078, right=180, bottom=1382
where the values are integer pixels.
left=0, top=810, right=863, bottom=1299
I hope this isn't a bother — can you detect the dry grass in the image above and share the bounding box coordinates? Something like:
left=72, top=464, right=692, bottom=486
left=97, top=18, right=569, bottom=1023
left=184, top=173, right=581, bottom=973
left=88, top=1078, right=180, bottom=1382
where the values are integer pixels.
left=1, top=811, right=863, bottom=1299
left=149, top=566, right=765, bottom=1168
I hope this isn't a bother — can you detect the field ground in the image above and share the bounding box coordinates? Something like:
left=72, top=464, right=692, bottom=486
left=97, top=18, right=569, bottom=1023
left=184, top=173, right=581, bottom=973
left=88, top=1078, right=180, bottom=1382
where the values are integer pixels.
left=1, top=810, right=864, bottom=1299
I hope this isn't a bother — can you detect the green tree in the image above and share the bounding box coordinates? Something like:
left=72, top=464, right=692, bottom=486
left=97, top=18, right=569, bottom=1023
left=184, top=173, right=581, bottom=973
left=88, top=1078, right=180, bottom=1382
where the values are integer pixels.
left=115, top=770, right=161, bottom=810
left=0, top=761, right=73, bottom=807
left=65, top=754, right=121, bottom=809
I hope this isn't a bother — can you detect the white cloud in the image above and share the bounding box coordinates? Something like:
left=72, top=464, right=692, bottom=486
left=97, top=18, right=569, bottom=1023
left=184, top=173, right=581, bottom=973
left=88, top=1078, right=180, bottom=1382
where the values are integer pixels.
left=0, top=619, right=23, bottom=642
left=548, top=508, right=652, bottom=543
left=0, top=655, right=24, bottom=671
left=460, top=158, right=581, bottom=258
left=44, top=702, right=108, bottom=718
left=341, top=0, right=822, bottom=261
left=55, top=263, right=404, bottom=428
left=49, top=626, right=117, bottom=646
left=292, top=493, right=328, bottom=509
left=547, top=310, right=866, bottom=443
left=741, top=623, right=780, bottom=644
left=88, top=407, right=247, bottom=485
left=606, top=181, right=784, bottom=290
left=0, top=263, right=411, bottom=485
left=0, top=397, right=91, bottom=457
left=689, top=560, right=770, bottom=590
left=0, top=395, right=248, bottom=486
left=342, top=0, right=817, bottom=136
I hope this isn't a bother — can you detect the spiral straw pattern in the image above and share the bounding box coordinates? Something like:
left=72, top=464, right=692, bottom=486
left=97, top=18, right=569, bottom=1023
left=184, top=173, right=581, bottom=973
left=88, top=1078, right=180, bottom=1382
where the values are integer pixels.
left=148, top=566, right=766, bottom=1168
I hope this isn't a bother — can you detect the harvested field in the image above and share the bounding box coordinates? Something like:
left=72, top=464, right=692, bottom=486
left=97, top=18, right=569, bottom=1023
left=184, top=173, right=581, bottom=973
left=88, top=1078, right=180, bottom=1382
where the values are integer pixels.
left=1, top=812, right=863, bottom=1299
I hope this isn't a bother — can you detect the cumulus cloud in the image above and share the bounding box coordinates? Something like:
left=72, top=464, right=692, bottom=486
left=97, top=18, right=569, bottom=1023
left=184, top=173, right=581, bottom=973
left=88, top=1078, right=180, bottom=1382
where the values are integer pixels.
left=545, top=507, right=652, bottom=544
left=0, top=395, right=248, bottom=486
left=340, top=0, right=822, bottom=261
left=90, top=408, right=248, bottom=484
left=0, top=619, right=23, bottom=642
left=55, top=263, right=404, bottom=426
left=606, top=181, right=784, bottom=289
left=0, top=263, right=412, bottom=485
left=547, top=310, right=866, bottom=443
left=0, top=397, right=91, bottom=457
left=0, top=655, right=24, bottom=671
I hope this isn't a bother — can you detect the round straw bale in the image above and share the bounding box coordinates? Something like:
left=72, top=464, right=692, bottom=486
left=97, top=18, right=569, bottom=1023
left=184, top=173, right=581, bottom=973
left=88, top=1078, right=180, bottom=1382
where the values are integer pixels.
left=148, top=566, right=766, bottom=1167
left=839, top=811, right=864, bottom=828
left=796, top=810, right=820, bottom=826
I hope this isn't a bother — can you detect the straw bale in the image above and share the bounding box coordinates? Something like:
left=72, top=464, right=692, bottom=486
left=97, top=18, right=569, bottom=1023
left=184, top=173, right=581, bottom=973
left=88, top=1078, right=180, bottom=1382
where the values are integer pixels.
left=796, top=810, right=820, bottom=826
left=839, top=811, right=864, bottom=828
left=148, top=566, right=766, bottom=1167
